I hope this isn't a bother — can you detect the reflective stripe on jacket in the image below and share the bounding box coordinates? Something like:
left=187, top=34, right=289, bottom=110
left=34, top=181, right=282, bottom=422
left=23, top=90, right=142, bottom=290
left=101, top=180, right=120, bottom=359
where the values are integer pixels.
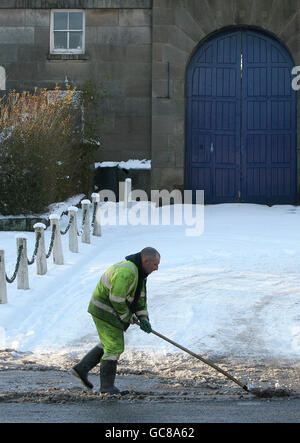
left=88, top=260, right=149, bottom=330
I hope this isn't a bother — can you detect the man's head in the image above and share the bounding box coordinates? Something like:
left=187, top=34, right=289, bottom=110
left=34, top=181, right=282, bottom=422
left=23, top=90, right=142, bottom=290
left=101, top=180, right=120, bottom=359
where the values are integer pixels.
left=140, top=247, right=160, bottom=276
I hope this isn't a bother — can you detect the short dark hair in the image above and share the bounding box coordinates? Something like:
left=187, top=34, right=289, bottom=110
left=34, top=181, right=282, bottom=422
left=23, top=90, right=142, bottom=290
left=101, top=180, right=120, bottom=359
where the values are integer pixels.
left=140, top=247, right=160, bottom=260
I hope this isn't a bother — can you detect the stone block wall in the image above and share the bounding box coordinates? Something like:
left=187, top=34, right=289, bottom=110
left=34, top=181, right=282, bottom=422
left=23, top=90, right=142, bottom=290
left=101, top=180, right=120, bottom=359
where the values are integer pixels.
left=0, top=0, right=152, bottom=164
left=1, top=0, right=300, bottom=196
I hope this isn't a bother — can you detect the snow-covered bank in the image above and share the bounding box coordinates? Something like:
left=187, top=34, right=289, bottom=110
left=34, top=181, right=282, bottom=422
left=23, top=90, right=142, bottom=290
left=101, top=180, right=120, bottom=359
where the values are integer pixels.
left=0, top=203, right=299, bottom=363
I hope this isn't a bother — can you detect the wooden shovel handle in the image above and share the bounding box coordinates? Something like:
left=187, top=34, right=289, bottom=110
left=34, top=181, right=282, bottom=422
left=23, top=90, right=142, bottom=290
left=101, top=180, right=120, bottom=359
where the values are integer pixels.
left=133, top=319, right=248, bottom=392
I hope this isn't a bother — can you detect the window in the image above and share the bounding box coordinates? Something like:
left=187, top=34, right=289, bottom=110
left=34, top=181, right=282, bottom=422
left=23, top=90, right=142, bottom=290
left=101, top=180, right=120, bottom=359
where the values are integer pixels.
left=50, top=10, right=85, bottom=54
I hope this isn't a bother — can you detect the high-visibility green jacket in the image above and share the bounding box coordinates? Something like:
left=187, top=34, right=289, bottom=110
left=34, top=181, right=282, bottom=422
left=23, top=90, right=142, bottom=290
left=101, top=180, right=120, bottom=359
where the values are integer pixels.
left=88, top=260, right=149, bottom=330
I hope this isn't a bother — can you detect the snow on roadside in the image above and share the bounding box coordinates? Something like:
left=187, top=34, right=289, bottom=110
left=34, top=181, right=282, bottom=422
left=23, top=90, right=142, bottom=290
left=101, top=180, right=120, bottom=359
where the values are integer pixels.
left=0, top=203, right=299, bottom=365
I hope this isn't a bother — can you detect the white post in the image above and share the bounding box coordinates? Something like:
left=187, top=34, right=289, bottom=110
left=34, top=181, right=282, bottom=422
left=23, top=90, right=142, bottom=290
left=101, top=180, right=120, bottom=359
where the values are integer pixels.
left=91, top=193, right=101, bottom=237
left=49, top=214, right=64, bottom=265
left=0, top=250, right=8, bottom=304
left=81, top=199, right=91, bottom=244
left=68, top=206, right=79, bottom=253
left=119, top=181, right=125, bottom=203
left=124, top=178, right=132, bottom=209
left=16, top=236, right=29, bottom=290
left=33, top=223, right=47, bottom=275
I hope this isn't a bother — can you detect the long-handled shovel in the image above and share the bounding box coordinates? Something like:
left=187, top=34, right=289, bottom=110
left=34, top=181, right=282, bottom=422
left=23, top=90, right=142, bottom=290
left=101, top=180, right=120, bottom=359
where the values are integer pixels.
left=133, top=319, right=249, bottom=393
left=133, top=320, right=292, bottom=398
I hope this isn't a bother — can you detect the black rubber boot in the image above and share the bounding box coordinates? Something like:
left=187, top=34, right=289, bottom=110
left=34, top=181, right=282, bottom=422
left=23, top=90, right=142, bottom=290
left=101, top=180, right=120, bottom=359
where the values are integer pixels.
left=71, top=344, right=104, bottom=390
left=100, top=360, right=129, bottom=395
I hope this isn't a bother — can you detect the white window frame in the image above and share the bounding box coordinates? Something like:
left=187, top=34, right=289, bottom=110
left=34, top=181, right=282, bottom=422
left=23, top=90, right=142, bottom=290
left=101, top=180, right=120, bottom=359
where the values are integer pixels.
left=50, top=9, right=85, bottom=55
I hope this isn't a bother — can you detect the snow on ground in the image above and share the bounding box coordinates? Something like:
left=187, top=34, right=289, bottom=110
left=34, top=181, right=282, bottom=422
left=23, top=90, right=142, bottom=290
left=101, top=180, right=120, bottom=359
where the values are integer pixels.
left=0, top=202, right=300, bottom=365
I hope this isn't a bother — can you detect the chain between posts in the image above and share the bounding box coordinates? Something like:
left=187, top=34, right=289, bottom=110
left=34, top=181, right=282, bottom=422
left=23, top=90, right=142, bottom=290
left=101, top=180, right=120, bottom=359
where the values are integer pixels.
left=78, top=208, right=87, bottom=236
left=60, top=214, right=74, bottom=235
left=46, top=224, right=57, bottom=259
left=2, top=196, right=102, bottom=288
left=91, top=202, right=97, bottom=228
left=78, top=203, right=97, bottom=234
left=27, top=231, right=42, bottom=265
left=6, top=244, right=24, bottom=283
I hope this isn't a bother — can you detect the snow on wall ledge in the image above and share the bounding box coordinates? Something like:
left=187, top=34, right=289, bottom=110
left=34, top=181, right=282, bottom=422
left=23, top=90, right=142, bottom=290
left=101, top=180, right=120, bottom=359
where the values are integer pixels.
left=95, top=159, right=151, bottom=170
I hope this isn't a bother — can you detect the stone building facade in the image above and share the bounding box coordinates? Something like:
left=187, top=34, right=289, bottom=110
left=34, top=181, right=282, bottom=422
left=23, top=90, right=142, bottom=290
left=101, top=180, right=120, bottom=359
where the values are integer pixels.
left=1, top=0, right=300, bottom=204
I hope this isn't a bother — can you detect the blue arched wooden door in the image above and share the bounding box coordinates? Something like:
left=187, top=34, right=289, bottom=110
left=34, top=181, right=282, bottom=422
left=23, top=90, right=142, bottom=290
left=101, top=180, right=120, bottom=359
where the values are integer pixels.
left=185, top=28, right=297, bottom=204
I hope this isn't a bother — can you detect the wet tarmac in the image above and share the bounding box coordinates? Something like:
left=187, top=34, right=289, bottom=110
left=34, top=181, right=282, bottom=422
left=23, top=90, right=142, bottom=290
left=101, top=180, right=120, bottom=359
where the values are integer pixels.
left=0, top=349, right=299, bottom=422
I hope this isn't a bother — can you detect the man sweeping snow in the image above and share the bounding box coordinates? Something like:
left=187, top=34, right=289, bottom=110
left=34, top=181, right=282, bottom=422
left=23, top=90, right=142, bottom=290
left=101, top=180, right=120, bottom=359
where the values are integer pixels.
left=71, top=247, right=160, bottom=395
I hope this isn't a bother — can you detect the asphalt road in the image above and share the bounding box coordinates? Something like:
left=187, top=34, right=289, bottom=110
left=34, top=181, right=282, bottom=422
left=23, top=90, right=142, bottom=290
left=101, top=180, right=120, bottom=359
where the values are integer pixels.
left=0, top=353, right=299, bottom=424
left=0, top=398, right=299, bottom=423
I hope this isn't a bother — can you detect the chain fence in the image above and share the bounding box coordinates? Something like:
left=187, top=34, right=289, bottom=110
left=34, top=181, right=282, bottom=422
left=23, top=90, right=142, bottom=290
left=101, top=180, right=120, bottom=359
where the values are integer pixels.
left=0, top=197, right=103, bottom=302
left=46, top=224, right=57, bottom=259
left=60, top=214, right=74, bottom=236
left=91, top=203, right=97, bottom=228
left=5, top=244, right=24, bottom=284
left=27, top=232, right=42, bottom=265
left=1, top=182, right=132, bottom=303
left=78, top=208, right=87, bottom=236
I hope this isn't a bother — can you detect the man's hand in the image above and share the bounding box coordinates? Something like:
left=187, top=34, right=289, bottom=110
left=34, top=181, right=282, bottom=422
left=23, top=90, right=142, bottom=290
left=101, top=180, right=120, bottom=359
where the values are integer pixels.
left=140, top=319, right=152, bottom=333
